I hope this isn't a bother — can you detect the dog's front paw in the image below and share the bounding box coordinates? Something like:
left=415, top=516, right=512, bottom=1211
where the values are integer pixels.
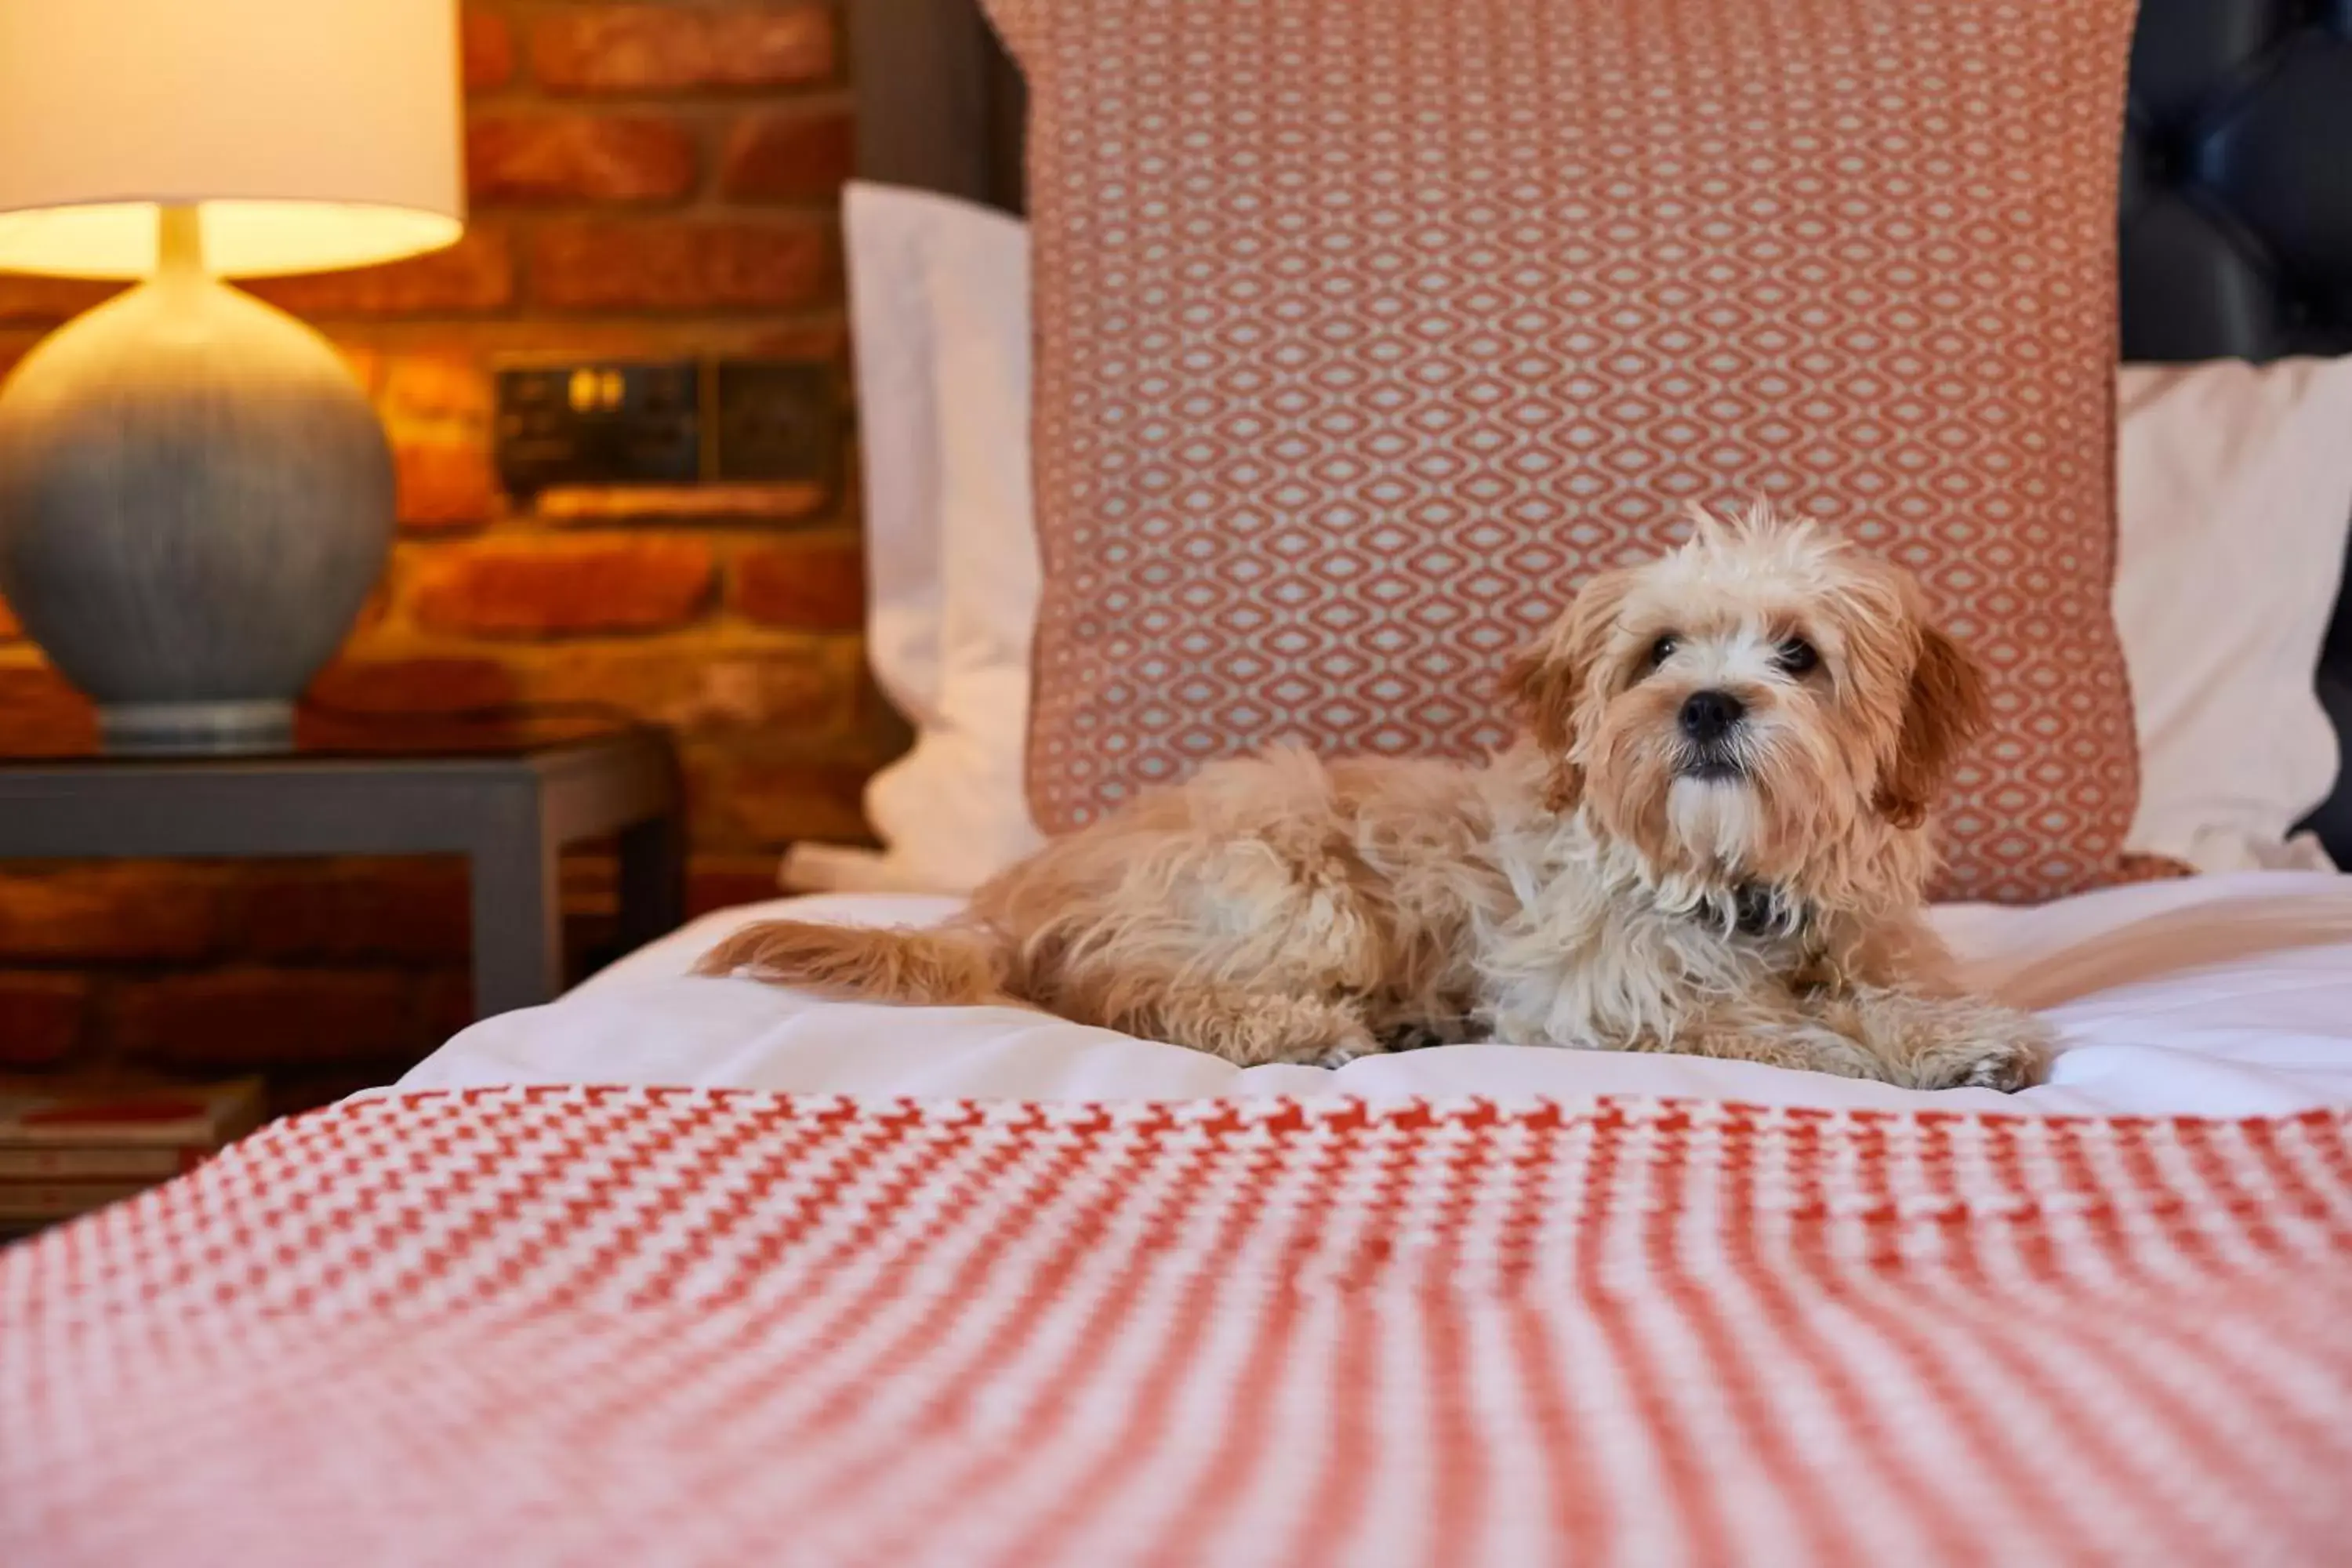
left=1830, top=989, right=2055, bottom=1093
left=1915, top=1014, right=2053, bottom=1093
left=1312, top=1033, right=1381, bottom=1069
left=1944, top=1037, right=2042, bottom=1092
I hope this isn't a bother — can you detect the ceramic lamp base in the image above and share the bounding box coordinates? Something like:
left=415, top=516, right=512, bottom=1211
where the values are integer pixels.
left=0, top=211, right=394, bottom=757
left=99, top=699, right=296, bottom=757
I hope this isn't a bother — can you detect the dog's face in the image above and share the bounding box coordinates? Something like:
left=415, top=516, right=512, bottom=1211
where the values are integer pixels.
left=1504, top=504, right=1987, bottom=904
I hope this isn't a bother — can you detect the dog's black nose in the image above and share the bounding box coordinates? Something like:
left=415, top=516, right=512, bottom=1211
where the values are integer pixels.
left=1679, top=689, right=1745, bottom=743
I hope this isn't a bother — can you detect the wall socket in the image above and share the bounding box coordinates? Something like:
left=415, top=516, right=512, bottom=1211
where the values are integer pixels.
left=714, top=360, right=837, bottom=485
left=494, top=357, right=838, bottom=499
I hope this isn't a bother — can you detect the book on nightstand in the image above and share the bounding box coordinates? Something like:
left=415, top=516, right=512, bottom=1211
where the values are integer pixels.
left=0, top=1075, right=266, bottom=1227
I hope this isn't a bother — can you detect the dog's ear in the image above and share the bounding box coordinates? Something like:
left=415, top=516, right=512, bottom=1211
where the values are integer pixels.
left=1499, top=649, right=1578, bottom=810
left=1503, top=569, right=1629, bottom=811
left=1874, top=623, right=1988, bottom=829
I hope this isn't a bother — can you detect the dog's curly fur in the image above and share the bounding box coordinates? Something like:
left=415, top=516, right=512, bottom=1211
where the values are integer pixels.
left=699, top=503, right=2052, bottom=1090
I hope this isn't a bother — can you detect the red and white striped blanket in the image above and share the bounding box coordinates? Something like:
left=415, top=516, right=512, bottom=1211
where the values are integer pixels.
left=5, top=1086, right=2350, bottom=1567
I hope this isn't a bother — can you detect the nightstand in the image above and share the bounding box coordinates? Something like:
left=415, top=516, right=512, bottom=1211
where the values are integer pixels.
left=0, top=724, right=686, bottom=1019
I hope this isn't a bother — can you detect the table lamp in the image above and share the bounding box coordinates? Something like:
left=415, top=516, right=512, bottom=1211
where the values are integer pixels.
left=0, top=0, right=463, bottom=755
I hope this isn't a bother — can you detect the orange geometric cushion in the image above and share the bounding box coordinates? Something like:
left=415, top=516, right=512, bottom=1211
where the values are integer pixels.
left=988, top=0, right=2144, bottom=902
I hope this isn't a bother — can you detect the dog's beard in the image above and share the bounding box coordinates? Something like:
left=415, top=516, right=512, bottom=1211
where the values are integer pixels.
left=1585, top=710, right=1864, bottom=898
left=1666, top=774, right=1760, bottom=870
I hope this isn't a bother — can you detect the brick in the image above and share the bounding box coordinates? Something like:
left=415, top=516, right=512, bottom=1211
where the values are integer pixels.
left=557, top=853, right=695, bottom=927
left=0, top=274, right=119, bottom=326
left=0, top=666, right=98, bottom=756
left=688, top=858, right=788, bottom=917
left=463, top=9, right=516, bottom=92
left=394, top=435, right=500, bottom=531
left=532, top=5, right=834, bottom=93
left=314, top=643, right=841, bottom=732
left=731, top=535, right=864, bottom=631
left=560, top=853, right=619, bottom=918
left=380, top=350, right=499, bottom=528
left=468, top=114, right=699, bottom=205
left=0, top=973, right=91, bottom=1069
left=720, top=108, right=855, bottom=202
left=307, top=656, right=520, bottom=715
left=335, top=342, right=385, bottom=397
left=685, top=746, right=873, bottom=850
left=246, top=230, right=515, bottom=318
left=238, top=861, right=473, bottom=965
left=382, top=352, right=493, bottom=422
left=740, top=323, right=849, bottom=362
left=105, top=969, right=434, bottom=1067
left=535, top=481, right=827, bottom=526
left=535, top=643, right=842, bottom=730
left=310, top=320, right=845, bottom=369
left=0, top=865, right=229, bottom=962
left=420, top=969, right=478, bottom=1045
left=352, top=580, right=396, bottom=637
left=530, top=220, right=829, bottom=314
left=851, top=669, right=916, bottom=752
left=409, top=538, right=717, bottom=637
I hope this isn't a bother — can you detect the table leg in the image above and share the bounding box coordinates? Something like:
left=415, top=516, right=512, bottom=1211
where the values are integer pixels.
left=617, top=807, right=688, bottom=952
left=470, top=800, right=562, bottom=1019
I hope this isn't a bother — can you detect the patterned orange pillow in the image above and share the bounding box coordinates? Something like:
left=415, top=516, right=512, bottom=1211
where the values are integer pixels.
left=987, top=0, right=2144, bottom=902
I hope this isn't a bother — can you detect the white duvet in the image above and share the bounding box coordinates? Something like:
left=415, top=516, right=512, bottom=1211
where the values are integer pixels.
left=401, top=870, right=2352, bottom=1117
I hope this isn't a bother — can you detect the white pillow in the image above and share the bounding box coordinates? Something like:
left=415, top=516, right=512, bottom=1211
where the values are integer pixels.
left=783, top=185, right=1044, bottom=895
left=808, top=184, right=2352, bottom=892
left=2116, top=358, right=2352, bottom=873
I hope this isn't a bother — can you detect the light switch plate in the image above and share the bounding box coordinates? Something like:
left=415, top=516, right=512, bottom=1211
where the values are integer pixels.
left=493, top=359, right=701, bottom=498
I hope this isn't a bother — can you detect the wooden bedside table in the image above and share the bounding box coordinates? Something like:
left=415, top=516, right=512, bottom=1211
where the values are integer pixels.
left=0, top=724, right=686, bottom=1019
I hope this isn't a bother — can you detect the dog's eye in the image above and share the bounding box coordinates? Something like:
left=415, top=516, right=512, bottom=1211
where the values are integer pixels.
left=1646, top=634, right=1680, bottom=669
left=1776, top=637, right=1820, bottom=676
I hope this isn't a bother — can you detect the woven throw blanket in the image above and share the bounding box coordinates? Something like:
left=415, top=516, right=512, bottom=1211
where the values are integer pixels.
left=4, top=1087, right=2350, bottom=1567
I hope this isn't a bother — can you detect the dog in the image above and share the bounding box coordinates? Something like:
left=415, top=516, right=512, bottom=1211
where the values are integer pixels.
left=699, top=503, right=2051, bottom=1091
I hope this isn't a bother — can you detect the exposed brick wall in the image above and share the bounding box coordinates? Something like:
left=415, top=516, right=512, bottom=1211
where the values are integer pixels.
left=0, top=1, right=895, bottom=1107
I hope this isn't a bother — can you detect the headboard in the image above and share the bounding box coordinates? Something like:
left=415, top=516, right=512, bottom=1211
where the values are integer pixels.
left=849, top=0, right=2352, bottom=864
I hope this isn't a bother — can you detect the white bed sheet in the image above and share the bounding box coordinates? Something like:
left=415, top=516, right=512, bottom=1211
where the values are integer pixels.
left=401, top=871, right=2352, bottom=1116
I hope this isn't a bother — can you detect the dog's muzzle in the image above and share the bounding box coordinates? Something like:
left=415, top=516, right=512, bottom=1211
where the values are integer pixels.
left=1676, top=689, right=1747, bottom=780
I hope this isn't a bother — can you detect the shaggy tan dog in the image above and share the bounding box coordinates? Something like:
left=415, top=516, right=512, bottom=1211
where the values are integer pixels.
left=700, top=504, right=2050, bottom=1090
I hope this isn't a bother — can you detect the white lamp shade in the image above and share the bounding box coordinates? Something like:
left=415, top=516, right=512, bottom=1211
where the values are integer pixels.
left=0, top=0, right=463, bottom=279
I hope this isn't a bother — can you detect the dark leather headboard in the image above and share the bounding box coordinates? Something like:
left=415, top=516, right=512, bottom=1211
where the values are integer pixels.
left=854, top=0, right=2352, bottom=865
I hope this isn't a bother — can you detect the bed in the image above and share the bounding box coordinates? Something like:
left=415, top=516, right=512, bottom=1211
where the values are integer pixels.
left=400, top=873, right=2352, bottom=1117
left=9, top=2, right=2352, bottom=1564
